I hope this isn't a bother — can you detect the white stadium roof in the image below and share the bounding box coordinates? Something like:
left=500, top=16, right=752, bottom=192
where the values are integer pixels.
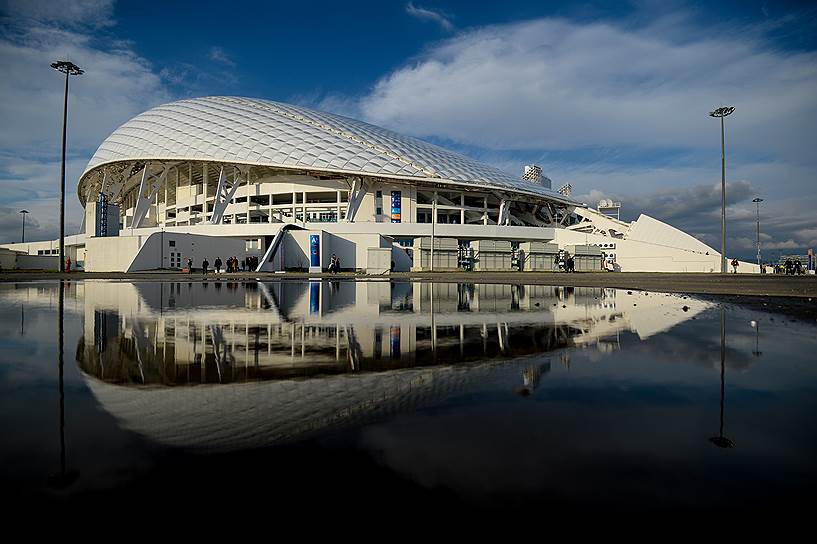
left=81, top=96, right=574, bottom=204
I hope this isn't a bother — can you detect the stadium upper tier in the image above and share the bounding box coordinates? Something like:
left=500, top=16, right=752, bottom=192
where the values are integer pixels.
left=79, top=96, right=575, bottom=205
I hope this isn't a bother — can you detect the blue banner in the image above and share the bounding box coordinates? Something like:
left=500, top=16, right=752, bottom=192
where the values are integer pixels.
left=391, top=191, right=401, bottom=223
left=309, top=281, right=320, bottom=315
left=309, top=234, right=320, bottom=267
left=390, top=326, right=401, bottom=357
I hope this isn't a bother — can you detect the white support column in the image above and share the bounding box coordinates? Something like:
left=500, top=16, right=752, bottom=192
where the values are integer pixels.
left=132, top=164, right=166, bottom=230
left=483, top=197, right=488, bottom=225
left=431, top=191, right=437, bottom=271
left=344, top=178, right=357, bottom=221
left=542, top=204, right=554, bottom=224
left=202, top=163, right=208, bottom=223
left=246, top=167, right=251, bottom=224
left=559, top=206, right=574, bottom=226
left=163, top=169, right=169, bottom=223
left=345, top=178, right=368, bottom=222
left=336, top=190, right=341, bottom=222
left=268, top=183, right=273, bottom=223
left=209, top=166, right=243, bottom=225
left=460, top=194, right=465, bottom=225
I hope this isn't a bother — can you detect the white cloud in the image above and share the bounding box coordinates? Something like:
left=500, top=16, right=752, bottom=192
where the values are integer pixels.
left=0, top=0, right=171, bottom=243
left=354, top=12, right=817, bottom=257
left=361, top=16, right=817, bottom=162
left=405, top=2, right=453, bottom=31
left=208, top=46, right=235, bottom=67
left=0, top=0, right=116, bottom=28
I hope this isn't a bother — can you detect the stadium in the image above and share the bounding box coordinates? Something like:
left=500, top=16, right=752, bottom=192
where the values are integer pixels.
left=1, top=96, right=756, bottom=273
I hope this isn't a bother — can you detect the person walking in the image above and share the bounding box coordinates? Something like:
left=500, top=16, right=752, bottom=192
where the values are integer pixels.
left=731, top=258, right=739, bottom=274
left=202, top=258, right=209, bottom=275
left=214, top=257, right=222, bottom=274
left=65, top=257, right=71, bottom=272
left=187, top=257, right=193, bottom=274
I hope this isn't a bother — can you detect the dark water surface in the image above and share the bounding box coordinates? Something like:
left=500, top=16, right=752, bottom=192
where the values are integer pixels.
left=1, top=279, right=815, bottom=515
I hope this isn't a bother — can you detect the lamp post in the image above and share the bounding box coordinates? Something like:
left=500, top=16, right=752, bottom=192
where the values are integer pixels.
left=709, top=106, right=735, bottom=274
left=51, top=60, right=84, bottom=272
left=752, top=197, right=763, bottom=269
left=19, top=209, right=29, bottom=243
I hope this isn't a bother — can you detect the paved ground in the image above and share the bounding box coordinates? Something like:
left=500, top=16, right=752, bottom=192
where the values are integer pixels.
left=1, top=270, right=816, bottom=298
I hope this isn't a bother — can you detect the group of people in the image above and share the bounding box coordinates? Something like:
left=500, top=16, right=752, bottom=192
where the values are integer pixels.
left=329, top=253, right=342, bottom=273
left=187, top=255, right=255, bottom=274
left=733, top=257, right=808, bottom=275
left=782, top=258, right=805, bottom=275
left=559, top=252, right=575, bottom=273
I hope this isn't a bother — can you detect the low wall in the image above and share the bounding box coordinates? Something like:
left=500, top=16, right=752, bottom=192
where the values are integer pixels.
left=17, top=254, right=60, bottom=270
left=85, top=233, right=244, bottom=272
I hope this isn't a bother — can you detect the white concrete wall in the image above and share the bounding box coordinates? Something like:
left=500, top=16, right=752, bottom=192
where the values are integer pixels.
left=281, top=230, right=312, bottom=270
left=552, top=228, right=760, bottom=273
left=128, top=232, right=244, bottom=272
left=0, top=248, right=17, bottom=269
left=391, top=244, right=413, bottom=272
left=0, top=234, right=86, bottom=256
left=85, top=233, right=244, bottom=272
left=276, top=230, right=389, bottom=271
left=85, top=236, right=141, bottom=272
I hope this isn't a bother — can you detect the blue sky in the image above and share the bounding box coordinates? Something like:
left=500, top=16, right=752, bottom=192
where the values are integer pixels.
left=1, top=0, right=816, bottom=259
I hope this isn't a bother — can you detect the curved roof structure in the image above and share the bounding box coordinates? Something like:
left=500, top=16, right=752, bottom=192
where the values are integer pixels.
left=80, top=96, right=572, bottom=203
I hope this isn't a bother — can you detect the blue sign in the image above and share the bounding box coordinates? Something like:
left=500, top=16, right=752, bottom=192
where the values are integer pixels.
left=309, top=281, right=320, bottom=315
left=309, top=234, right=320, bottom=267
left=391, top=191, right=401, bottom=223
left=390, top=326, right=401, bottom=357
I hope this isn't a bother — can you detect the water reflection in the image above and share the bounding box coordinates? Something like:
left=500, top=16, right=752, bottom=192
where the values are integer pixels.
left=75, top=281, right=711, bottom=385
left=3, top=279, right=817, bottom=510
left=66, top=280, right=715, bottom=451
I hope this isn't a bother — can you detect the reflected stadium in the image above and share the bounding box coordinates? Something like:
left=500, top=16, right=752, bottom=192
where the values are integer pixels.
left=71, top=280, right=711, bottom=451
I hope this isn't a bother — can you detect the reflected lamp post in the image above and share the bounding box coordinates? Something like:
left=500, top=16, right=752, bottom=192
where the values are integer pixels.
left=709, top=106, right=735, bottom=274
left=48, top=281, right=79, bottom=489
left=751, top=319, right=762, bottom=357
left=710, top=307, right=735, bottom=448
left=51, top=60, right=84, bottom=272
left=752, top=197, right=763, bottom=268
left=19, top=209, right=29, bottom=243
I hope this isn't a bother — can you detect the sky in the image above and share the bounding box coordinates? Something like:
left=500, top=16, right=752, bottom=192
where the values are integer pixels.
left=0, top=0, right=815, bottom=260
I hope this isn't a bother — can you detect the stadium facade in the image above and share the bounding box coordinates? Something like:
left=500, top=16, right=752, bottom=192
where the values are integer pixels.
left=1, top=96, right=757, bottom=273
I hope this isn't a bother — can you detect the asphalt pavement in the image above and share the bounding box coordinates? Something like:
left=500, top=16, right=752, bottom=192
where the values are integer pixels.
left=1, top=270, right=816, bottom=298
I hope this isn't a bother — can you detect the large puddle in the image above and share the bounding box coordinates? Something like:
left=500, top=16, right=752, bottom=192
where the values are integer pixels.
left=1, top=279, right=815, bottom=512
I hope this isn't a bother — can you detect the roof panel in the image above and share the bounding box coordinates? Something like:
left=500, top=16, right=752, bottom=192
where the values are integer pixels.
left=80, top=96, right=573, bottom=203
